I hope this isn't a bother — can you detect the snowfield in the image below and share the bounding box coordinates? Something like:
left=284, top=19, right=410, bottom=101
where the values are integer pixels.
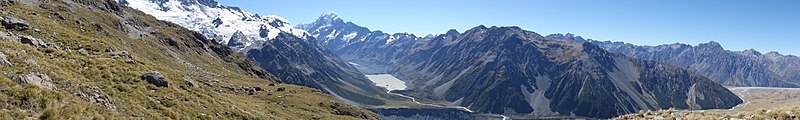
left=118, top=0, right=309, bottom=51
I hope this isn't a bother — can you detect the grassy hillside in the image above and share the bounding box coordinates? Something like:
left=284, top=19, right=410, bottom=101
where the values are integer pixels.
left=0, top=0, right=376, bottom=119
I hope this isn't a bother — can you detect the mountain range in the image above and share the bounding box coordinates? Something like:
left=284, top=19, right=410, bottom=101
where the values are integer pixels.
left=584, top=38, right=800, bottom=88
left=299, top=13, right=743, bottom=118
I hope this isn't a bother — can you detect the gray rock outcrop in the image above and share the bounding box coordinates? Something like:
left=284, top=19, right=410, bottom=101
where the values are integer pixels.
left=75, top=86, right=116, bottom=110
left=1, top=16, right=30, bottom=31
left=141, top=72, right=168, bottom=87
left=0, top=32, right=20, bottom=41
left=19, top=35, right=47, bottom=48
left=12, top=73, right=55, bottom=90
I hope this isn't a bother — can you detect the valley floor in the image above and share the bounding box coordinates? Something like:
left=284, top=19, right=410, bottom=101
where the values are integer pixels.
left=615, top=87, right=800, bottom=119
left=721, top=87, right=800, bottom=112
left=365, top=75, right=800, bottom=119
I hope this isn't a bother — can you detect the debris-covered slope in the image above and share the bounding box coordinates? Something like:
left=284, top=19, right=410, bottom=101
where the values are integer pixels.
left=0, top=0, right=376, bottom=119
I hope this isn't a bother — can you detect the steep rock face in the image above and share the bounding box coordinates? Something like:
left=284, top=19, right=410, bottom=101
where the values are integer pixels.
left=120, top=0, right=392, bottom=105
left=758, top=52, right=800, bottom=83
left=587, top=40, right=800, bottom=87
left=0, top=0, right=375, bottom=119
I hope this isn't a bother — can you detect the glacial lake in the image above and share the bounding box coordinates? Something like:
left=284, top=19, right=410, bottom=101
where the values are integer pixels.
left=365, top=74, right=407, bottom=91
left=364, top=74, right=511, bottom=120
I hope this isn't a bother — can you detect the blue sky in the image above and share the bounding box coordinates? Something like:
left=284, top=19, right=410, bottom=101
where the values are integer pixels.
left=217, top=0, right=799, bottom=55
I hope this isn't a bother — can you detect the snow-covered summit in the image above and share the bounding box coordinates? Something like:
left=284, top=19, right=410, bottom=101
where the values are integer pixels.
left=298, top=12, right=426, bottom=48
left=319, top=12, right=339, bottom=23
left=117, top=0, right=309, bottom=51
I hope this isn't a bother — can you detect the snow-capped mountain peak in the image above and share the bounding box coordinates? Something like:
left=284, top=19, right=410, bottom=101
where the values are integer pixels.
left=320, top=12, right=339, bottom=22
left=306, top=11, right=342, bottom=26
left=117, top=0, right=309, bottom=51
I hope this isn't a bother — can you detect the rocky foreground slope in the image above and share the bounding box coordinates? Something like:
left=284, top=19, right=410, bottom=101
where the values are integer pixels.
left=0, top=0, right=375, bottom=119
left=300, top=14, right=743, bottom=118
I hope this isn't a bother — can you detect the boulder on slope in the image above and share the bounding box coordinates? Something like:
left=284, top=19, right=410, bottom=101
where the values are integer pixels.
left=141, top=72, right=168, bottom=87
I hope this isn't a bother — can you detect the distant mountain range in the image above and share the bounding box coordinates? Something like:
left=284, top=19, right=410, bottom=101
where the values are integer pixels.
left=580, top=37, right=800, bottom=88
left=297, top=13, right=422, bottom=74
left=118, top=0, right=393, bottom=106
left=299, top=14, right=742, bottom=118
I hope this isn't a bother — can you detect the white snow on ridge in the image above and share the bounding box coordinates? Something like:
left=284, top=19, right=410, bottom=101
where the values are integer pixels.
left=359, top=33, right=371, bottom=41
left=264, top=15, right=290, bottom=23
left=118, top=0, right=309, bottom=51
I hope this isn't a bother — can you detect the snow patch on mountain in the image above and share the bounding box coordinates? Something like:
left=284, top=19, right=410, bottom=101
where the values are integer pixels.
left=342, top=32, right=358, bottom=41
left=325, top=29, right=337, bottom=39
left=385, top=35, right=396, bottom=44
